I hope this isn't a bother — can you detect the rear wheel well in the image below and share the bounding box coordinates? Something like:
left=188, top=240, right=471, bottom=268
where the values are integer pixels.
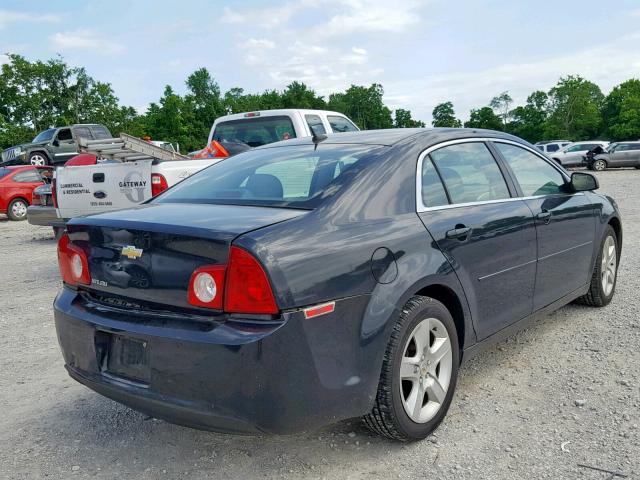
left=414, top=284, right=465, bottom=352
left=608, top=217, right=622, bottom=253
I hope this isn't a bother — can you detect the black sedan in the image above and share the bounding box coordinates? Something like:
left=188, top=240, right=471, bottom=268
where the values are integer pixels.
left=53, top=128, right=622, bottom=441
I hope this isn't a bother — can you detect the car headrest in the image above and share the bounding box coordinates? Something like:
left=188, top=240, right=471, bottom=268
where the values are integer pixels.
left=246, top=174, right=284, bottom=199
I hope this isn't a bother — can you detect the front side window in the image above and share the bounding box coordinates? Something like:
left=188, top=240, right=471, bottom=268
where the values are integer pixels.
left=327, top=115, right=358, bottom=133
left=305, top=115, right=326, bottom=135
left=213, top=116, right=297, bottom=147
left=495, top=143, right=566, bottom=196
left=56, top=128, right=73, bottom=141
left=565, top=144, right=585, bottom=152
left=546, top=144, right=559, bottom=152
left=155, top=144, right=384, bottom=209
left=429, top=142, right=510, bottom=204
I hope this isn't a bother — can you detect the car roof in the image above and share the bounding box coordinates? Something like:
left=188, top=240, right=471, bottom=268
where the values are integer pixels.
left=214, top=109, right=351, bottom=123
left=256, top=127, right=525, bottom=148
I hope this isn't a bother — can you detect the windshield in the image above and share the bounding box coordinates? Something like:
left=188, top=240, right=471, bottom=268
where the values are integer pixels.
left=212, top=116, right=297, bottom=147
left=32, top=129, right=56, bottom=143
left=154, top=144, right=384, bottom=209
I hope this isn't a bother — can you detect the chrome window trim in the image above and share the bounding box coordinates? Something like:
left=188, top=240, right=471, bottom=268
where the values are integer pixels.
left=416, top=137, right=572, bottom=213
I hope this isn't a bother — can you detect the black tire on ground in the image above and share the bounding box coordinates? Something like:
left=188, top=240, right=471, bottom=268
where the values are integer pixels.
left=362, top=296, right=460, bottom=441
left=7, top=198, right=28, bottom=221
left=575, top=225, right=618, bottom=307
left=53, top=227, right=65, bottom=240
left=635, top=166, right=640, bottom=169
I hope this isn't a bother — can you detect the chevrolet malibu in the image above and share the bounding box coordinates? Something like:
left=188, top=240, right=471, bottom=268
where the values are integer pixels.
left=54, top=129, right=622, bottom=441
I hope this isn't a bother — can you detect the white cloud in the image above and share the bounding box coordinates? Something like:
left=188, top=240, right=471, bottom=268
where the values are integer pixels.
left=0, top=10, right=60, bottom=29
left=49, top=29, right=124, bottom=55
left=631, top=8, right=640, bottom=17
left=320, top=0, right=424, bottom=36
left=384, top=33, right=640, bottom=123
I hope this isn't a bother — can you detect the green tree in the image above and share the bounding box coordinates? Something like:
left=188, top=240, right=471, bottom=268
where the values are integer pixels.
left=464, top=107, right=503, bottom=130
left=327, top=84, right=393, bottom=129
left=184, top=68, right=225, bottom=146
left=602, top=79, right=640, bottom=141
left=431, top=101, right=462, bottom=127
left=490, top=91, right=513, bottom=127
left=508, top=90, right=548, bottom=142
left=281, top=81, right=325, bottom=109
left=394, top=108, right=425, bottom=128
left=545, top=75, right=604, bottom=140
left=145, top=85, right=198, bottom=151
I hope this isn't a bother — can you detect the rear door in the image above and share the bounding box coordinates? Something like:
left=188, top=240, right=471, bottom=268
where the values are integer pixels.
left=492, top=141, right=596, bottom=310
left=417, top=140, right=537, bottom=340
left=56, top=161, right=152, bottom=219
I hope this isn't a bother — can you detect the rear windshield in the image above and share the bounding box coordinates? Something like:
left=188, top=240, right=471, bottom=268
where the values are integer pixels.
left=33, top=129, right=56, bottom=143
left=213, top=116, right=297, bottom=147
left=154, top=144, right=384, bottom=209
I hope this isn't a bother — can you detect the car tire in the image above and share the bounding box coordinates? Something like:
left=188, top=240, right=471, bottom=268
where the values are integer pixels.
left=53, top=227, right=65, bottom=240
left=7, top=198, right=28, bottom=221
left=29, top=152, right=49, bottom=166
left=553, top=158, right=562, bottom=166
left=575, top=225, right=618, bottom=307
left=592, top=159, right=607, bottom=171
left=363, top=296, right=460, bottom=441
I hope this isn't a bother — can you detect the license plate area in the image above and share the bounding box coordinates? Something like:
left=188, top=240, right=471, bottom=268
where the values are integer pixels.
left=102, top=334, right=151, bottom=384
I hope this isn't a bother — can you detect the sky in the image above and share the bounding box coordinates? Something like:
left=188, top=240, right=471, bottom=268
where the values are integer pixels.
left=1, top=0, right=640, bottom=123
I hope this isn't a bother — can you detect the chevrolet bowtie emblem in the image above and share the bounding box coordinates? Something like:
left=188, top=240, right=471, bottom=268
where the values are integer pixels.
left=121, top=245, right=143, bottom=260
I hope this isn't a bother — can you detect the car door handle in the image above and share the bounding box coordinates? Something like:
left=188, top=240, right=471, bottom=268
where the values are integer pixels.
left=536, top=210, right=552, bottom=224
left=446, top=226, right=472, bottom=240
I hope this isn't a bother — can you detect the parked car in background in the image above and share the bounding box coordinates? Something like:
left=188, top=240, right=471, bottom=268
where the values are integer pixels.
left=209, top=109, right=359, bottom=148
left=587, top=141, right=640, bottom=171
left=53, top=128, right=621, bottom=441
left=549, top=141, right=609, bottom=167
left=0, top=124, right=111, bottom=166
left=0, top=166, right=53, bottom=220
left=534, top=140, right=572, bottom=155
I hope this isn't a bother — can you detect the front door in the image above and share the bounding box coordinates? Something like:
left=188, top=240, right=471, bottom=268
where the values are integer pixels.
left=52, top=128, right=77, bottom=164
left=492, top=142, right=596, bottom=310
left=417, top=141, right=537, bottom=340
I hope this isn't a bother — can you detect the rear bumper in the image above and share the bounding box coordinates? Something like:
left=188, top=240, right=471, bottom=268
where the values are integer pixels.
left=54, top=287, right=378, bottom=434
left=27, top=205, right=66, bottom=227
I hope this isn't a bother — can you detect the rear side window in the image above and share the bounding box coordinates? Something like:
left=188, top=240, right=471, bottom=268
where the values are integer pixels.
left=91, top=125, right=111, bottom=139
left=421, top=159, right=449, bottom=207
left=213, top=116, right=296, bottom=147
left=155, top=144, right=383, bottom=209
left=429, top=142, right=510, bottom=204
left=328, top=115, right=358, bottom=133
left=495, top=143, right=565, bottom=196
left=546, top=144, right=559, bottom=152
left=13, top=170, right=42, bottom=183
left=73, top=127, right=93, bottom=140
left=305, top=114, right=326, bottom=135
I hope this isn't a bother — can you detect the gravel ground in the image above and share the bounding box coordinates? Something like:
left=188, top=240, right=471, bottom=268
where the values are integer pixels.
left=0, top=170, right=638, bottom=480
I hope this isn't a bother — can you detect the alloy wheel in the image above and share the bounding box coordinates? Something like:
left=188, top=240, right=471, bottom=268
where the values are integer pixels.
left=30, top=154, right=47, bottom=166
left=593, top=160, right=606, bottom=171
left=601, top=235, right=617, bottom=297
left=399, top=317, right=453, bottom=423
left=11, top=200, right=27, bottom=219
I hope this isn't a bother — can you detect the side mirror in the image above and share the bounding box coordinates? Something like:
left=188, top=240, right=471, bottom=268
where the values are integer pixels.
left=571, top=172, right=599, bottom=192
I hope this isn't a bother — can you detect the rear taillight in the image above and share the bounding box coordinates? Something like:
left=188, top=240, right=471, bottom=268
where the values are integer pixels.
left=57, top=233, right=90, bottom=286
left=151, top=173, right=168, bottom=196
left=188, top=265, right=226, bottom=309
left=186, top=246, right=278, bottom=315
left=51, top=178, right=58, bottom=207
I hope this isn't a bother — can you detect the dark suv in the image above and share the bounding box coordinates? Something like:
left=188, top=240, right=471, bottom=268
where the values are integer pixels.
left=1, top=124, right=111, bottom=166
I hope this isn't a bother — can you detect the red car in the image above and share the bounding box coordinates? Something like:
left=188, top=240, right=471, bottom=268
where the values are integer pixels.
left=0, top=166, right=53, bottom=221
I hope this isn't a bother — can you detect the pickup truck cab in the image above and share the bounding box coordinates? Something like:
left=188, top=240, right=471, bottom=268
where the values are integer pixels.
left=209, top=109, right=359, bottom=147
left=1, top=124, right=111, bottom=166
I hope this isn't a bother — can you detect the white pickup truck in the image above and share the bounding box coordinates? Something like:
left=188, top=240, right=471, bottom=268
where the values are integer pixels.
left=28, top=109, right=359, bottom=236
